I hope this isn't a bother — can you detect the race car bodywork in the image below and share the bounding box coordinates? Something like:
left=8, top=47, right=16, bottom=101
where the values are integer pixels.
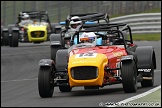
left=68, top=47, right=127, bottom=87
left=38, top=22, right=156, bottom=98
left=26, top=23, right=48, bottom=42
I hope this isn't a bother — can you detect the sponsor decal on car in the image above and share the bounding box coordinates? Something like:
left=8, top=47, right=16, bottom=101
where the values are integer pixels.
left=50, top=41, right=60, bottom=45
left=72, top=60, right=96, bottom=64
left=138, top=69, right=151, bottom=72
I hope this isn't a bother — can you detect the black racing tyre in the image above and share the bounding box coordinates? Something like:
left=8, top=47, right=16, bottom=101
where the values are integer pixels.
left=3, top=32, right=9, bottom=46
left=141, top=62, right=154, bottom=87
left=59, top=85, right=72, bottom=92
left=84, top=86, right=99, bottom=90
left=38, top=66, right=54, bottom=98
left=122, top=60, right=137, bottom=93
left=11, top=31, right=19, bottom=47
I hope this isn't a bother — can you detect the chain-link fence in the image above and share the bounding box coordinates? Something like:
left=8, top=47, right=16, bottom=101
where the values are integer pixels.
left=1, top=1, right=161, bottom=27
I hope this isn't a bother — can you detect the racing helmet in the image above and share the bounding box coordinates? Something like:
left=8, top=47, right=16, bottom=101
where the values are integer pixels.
left=22, top=13, right=30, bottom=20
left=80, top=32, right=96, bottom=43
left=70, top=16, right=82, bottom=29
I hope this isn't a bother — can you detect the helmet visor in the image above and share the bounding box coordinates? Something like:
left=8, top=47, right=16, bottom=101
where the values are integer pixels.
left=22, top=17, right=29, bottom=20
left=71, top=23, right=80, bottom=28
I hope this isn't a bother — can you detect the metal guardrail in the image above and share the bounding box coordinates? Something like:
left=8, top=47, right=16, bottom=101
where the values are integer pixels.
left=110, top=13, right=161, bottom=34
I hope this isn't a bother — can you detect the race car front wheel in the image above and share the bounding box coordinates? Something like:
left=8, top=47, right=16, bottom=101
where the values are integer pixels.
left=38, top=66, right=54, bottom=98
left=121, top=60, right=137, bottom=93
left=11, top=31, right=19, bottom=47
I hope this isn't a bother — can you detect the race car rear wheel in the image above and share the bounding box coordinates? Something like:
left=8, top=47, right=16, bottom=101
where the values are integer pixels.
left=11, top=31, right=19, bottom=47
left=59, top=85, right=72, bottom=92
left=141, top=62, right=154, bottom=87
left=121, top=60, right=137, bottom=93
left=38, top=66, right=54, bottom=98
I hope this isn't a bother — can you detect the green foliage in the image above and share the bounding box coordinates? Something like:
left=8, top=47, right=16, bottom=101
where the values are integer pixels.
left=129, top=33, right=161, bottom=41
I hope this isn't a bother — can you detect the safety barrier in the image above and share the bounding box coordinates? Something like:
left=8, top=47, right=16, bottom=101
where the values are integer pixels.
left=110, top=13, right=161, bottom=34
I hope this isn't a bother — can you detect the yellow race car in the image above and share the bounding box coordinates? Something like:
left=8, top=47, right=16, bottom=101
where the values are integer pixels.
left=8, top=11, right=61, bottom=47
left=38, top=23, right=156, bottom=98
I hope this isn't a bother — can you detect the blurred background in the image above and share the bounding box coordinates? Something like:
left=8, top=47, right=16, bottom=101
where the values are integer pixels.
left=1, top=1, right=161, bottom=26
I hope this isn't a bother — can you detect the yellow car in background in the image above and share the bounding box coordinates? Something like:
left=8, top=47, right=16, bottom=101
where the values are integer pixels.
left=8, top=11, right=61, bottom=47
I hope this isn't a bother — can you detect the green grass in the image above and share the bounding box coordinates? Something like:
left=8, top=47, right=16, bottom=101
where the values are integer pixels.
left=116, top=89, right=161, bottom=107
left=142, top=8, right=161, bottom=13
left=130, top=89, right=161, bottom=103
left=131, top=33, right=161, bottom=41
left=128, top=89, right=161, bottom=107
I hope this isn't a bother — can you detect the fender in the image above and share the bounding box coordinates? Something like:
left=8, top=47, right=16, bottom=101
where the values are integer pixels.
left=121, top=55, right=134, bottom=61
left=135, top=46, right=156, bottom=69
left=50, top=34, right=62, bottom=46
left=12, top=27, right=19, bottom=31
left=38, top=59, right=54, bottom=66
left=2, top=28, right=8, bottom=32
left=55, top=49, right=68, bottom=71
left=55, top=25, right=62, bottom=29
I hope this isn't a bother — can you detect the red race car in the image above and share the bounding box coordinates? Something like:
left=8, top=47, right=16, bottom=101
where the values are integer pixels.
left=38, top=23, right=156, bottom=98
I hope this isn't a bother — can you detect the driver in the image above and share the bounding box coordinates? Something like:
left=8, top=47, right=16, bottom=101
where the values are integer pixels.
left=80, top=32, right=96, bottom=44
left=69, top=16, right=82, bottom=30
left=18, top=13, right=33, bottom=28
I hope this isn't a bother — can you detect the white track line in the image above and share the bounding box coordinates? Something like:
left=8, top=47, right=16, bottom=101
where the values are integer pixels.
left=114, top=85, right=161, bottom=107
left=1, top=78, right=38, bottom=83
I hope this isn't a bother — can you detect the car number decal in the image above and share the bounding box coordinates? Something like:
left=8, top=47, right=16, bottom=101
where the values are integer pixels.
left=75, top=53, right=97, bottom=58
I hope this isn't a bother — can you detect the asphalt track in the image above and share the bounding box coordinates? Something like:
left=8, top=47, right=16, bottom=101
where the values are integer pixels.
left=1, top=41, right=161, bottom=107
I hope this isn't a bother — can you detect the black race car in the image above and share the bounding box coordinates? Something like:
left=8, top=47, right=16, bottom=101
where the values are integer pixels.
left=50, top=13, right=110, bottom=61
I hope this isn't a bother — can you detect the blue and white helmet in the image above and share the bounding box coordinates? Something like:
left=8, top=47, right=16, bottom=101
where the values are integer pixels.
left=80, top=32, right=96, bottom=43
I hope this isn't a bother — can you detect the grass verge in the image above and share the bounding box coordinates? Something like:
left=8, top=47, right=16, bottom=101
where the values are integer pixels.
left=130, top=33, right=161, bottom=41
